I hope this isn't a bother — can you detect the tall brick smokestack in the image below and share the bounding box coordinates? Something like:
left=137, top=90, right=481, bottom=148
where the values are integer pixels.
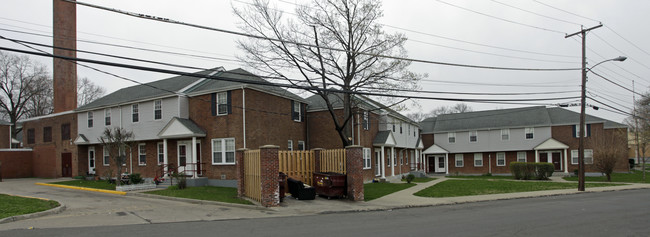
left=53, top=0, right=77, bottom=112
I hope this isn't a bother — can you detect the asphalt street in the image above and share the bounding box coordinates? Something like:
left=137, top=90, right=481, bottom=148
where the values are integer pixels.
left=3, top=189, right=649, bottom=237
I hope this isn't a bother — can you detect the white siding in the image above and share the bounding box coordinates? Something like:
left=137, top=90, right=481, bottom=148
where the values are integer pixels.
left=434, top=126, right=551, bottom=153
left=384, top=115, right=419, bottom=149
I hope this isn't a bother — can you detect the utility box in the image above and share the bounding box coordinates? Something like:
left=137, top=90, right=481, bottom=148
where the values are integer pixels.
left=313, top=172, right=346, bottom=199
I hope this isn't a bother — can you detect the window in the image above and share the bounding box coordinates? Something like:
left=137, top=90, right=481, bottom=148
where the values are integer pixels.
left=138, top=144, right=146, bottom=166
left=119, top=147, right=126, bottom=166
left=474, top=153, right=483, bottom=167
left=448, top=132, right=456, bottom=143
left=61, top=123, right=70, bottom=140
left=392, top=119, right=395, bottom=132
left=363, top=148, right=371, bottom=169
left=292, top=100, right=302, bottom=122
left=393, top=151, right=397, bottom=166
left=87, top=111, right=94, bottom=128
left=88, top=147, right=95, bottom=173
left=572, top=149, right=594, bottom=164
left=400, top=122, right=403, bottom=134
left=104, top=108, right=111, bottom=126
left=574, top=124, right=590, bottom=137
left=288, top=140, right=293, bottom=151
left=132, top=104, right=139, bottom=123
left=455, top=154, right=464, bottom=167
left=469, top=131, right=478, bottom=143
left=362, top=111, right=369, bottom=130
left=525, top=127, right=534, bottom=139
left=386, top=149, right=391, bottom=167
left=27, top=128, right=35, bottom=144
left=297, top=141, right=305, bottom=151
left=400, top=151, right=403, bottom=165
left=157, top=143, right=165, bottom=165
left=217, top=92, right=228, bottom=115
left=501, top=129, right=509, bottom=140
left=517, top=152, right=527, bottom=162
left=43, top=126, right=52, bottom=143
left=497, top=152, right=506, bottom=166
left=103, top=146, right=110, bottom=166
left=154, top=100, right=162, bottom=120
left=212, top=138, right=235, bottom=165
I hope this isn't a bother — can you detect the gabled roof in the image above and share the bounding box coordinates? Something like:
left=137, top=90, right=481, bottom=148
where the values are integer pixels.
left=534, top=138, right=569, bottom=150
left=158, top=117, right=206, bottom=139
left=77, top=68, right=223, bottom=111
left=422, top=144, right=448, bottom=154
left=373, top=130, right=396, bottom=147
left=74, top=134, right=89, bottom=145
left=305, top=93, right=417, bottom=125
left=185, top=68, right=306, bottom=102
left=546, top=107, right=626, bottom=128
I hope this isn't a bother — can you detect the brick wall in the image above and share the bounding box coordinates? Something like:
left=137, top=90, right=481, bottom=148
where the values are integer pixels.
left=22, top=113, right=78, bottom=178
left=0, top=125, right=11, bottom=148
left=552, top=124, right=629, bottom=172
left=0, top=150, right=33, bottom=178
left=53, top=0, right=77, bottom=113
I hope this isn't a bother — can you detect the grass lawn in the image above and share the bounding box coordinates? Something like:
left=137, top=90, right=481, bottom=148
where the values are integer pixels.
left=401, top=177, right=437, bottom=183
left=50, top=180, right=117, bottom=190
left=145, top=186, right=252, bottom=205
left=0, top=194, right=60, bottom=219
left=364, top=182, right=416, bottom=201
left=414, top=180, right=623, bottom=198
left=563, top=170, right=650, bottom=183
left=446, top=175, right=514, bottom=180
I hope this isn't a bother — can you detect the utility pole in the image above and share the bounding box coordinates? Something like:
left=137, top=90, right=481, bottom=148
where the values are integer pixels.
left=566, top=24, right=602, bottom=191
left=634, top=80, right=641, bottom=171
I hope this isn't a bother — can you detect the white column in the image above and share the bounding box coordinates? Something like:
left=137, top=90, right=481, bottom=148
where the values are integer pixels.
left=415, top=149, right=420, bottom=171
left=391, top=146, right=395, bottom=176
left=535, top=149, right=539, bottom=163
left=380, top=146, right=386, bottom=179
left=192, top=137, right=197, bottom=178
left=445, top=153, right=449, bottom=174
left=564, top=149, right=569, bottom=174
left=163, top=139, right=168, bottom=176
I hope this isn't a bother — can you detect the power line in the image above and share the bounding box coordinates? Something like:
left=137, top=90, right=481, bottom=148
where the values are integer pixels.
left=605, top=25, right=650, bottom=58
left=532, top=0, right=601, bottom=23
left=67, top=0, right=580, bottom=72
left=592, top=32, right=650, bottom=72
left=490, top=0, right=582, bottom=26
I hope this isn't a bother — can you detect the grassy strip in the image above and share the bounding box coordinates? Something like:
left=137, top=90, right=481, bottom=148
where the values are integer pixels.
left=364, top=182, right=416, bottom=201
left=415, top=180, right=623, bottom=198
left=50, top=180, right=117, bottom=190
left=446, top=175, right=514, bottom=180
left=563, top=170, right=650, bottom=183
left=401, top=177, right=437, bottom=183
left=145, top=186, right=252, bottom=205
left=0, top=194, right=60, bottom=219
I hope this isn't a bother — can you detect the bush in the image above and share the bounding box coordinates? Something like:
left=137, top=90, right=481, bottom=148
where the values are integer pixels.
left=129, top=173, right=143, bottom=184
left=171, top=172, right=187, bottom=189
left=405, top=174, right=415, bottom=183
left=510, top=162, right=555, bottom=180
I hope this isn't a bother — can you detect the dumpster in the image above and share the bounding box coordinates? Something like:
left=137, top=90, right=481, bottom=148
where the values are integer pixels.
left=287, top=177, right=316, bottom=200
left=313, top=172, right=346, bottom=199
left=279, top=172, right=287, bottom=202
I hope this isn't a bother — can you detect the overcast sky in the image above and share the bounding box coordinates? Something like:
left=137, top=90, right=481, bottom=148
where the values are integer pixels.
left=1, top=0, right=649, bottom=124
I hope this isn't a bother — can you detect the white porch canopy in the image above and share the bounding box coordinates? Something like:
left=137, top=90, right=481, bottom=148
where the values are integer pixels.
left=157, top=117, right=206, bottom=178
left=422, top=144, right=449, bottom=174
left=534, top=138, right=570, bottom=174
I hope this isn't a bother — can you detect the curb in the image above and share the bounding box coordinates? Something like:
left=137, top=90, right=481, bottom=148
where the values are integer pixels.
left=0, top=196, right=66, bottom=224
left=35, top=183, right=127, bottom=195
left=127, top=192, right=271, bottom=211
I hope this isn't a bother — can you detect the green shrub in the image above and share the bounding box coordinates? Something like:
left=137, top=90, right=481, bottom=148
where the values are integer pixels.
left=510, top=162, right=555, bottom=180
left=129, top=173, right=143, bottom=184
left=482, top=173, right=492, bottom=176
left=405, top=174, right=415, bottom=183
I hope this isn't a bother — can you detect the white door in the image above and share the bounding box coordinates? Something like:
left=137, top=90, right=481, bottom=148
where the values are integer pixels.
left=88, top=147, right=96, bottom=174
left=177, top=141, right=193, bottom=176
left=435, top=156, right=446, bottom=173
left=374, top=148, right=382, bottom=176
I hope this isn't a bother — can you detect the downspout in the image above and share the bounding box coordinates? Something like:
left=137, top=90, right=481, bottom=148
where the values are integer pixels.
left=305, top=105, right=309, bottom=150
left=241, top=86, right=246, bottom=149
left=488, top=154, right=492, bottom=174
left=357, top=113, right=361, bottom=146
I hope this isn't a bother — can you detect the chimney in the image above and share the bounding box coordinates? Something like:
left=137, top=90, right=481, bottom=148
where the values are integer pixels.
left=53, top=0, right=77, bottom=112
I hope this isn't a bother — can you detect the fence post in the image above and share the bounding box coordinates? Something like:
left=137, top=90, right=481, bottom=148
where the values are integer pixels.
left=236, top=148, right=247, bottom=198
left=312, top=148, right=324, bottom=178
left=260, top=145, right=280, bottom=207
left=345, top=145, right=364, bottom=201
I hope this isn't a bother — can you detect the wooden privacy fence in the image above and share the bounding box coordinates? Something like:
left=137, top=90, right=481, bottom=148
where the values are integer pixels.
left=243, top=150, right=261, bottom=203
left=278, top=149, right=346, bottom=186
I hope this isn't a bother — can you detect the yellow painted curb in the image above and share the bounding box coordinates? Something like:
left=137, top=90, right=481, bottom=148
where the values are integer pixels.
left=35, top=183, right=126, bottom=195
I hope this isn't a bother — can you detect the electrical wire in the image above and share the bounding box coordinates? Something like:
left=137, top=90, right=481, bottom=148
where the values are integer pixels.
left=489, top=0, right=582, bottom=26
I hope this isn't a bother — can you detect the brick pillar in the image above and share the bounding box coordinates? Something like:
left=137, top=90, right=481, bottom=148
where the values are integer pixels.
left=259, top=145, right=280, bottom=207
left=53, top=0, right=77, bottom=112
left=345, top=145, right=364, bottom=201
left=235, top=148, right=247, bottom=198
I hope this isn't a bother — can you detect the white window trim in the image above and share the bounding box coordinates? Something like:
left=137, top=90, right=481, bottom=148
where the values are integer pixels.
left=293, top=100, right=302, bottom=122
left=496, top=152, right=506, bottom=166
left=157, top=142, right=164, bottom=165
left=103, top=146, right=110, bottom=166
left=297, top=140, right=305, bottom=151
left=288, top=140, right=293, bottom=151
left=104, top=108, right=111, bottom=126
left=363, top=111, right=369, bottom=130
left=217, top=92, right=228, bottom=116
left=363, top=148, right=371, bottom=170
left=469, top=131, right=478, bottom=143
left=132, top=104, right=139, bottom=123
left=153, top=99, right=162, bottom=120
left=138, top=143, right=146, bottom=166
left=571, top=149, right=594, bottom=165
left=525, top=127, right=534, bottom=140
left=87, top=111, right=94, bottom=128
left=474, top=153, right=483, bottom=167
left=575, top=124, right=588, bottom=137
left=517, top=152, right=527, bottom=162
left=501, top=129, right=509, bottom=141
left=88, top=147, right=96, bottom=174
left=212, top=138, right=236, bottom=165
left=448, top=132, right=456, bottom=144
left=455, top=154, right=464, bottom=167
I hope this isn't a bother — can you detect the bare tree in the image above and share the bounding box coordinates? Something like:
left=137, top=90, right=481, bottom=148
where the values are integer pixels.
left=590, top=130, right=627, bottom=182
left=234, top=0, right=424, bottom=147
left=98, top=127, right=134, bottom=185
left=628, top=93, right=650, bottom=180
left=78, top=76, right=106, bottom=106
left=407, top=103, right=473, bottom=122
left=0, top=51, right=51, bottom=138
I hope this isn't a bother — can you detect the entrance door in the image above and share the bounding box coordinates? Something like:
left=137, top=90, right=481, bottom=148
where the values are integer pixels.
left=552, top=152, right=562, bottom=171
left=374, top=148, right=382, bottom=176
left=196, top=143, right=202, bottom=176
left=427, top=156, right=435, bottom=173
left=435, top=156, right=446, bottom=173
left=178, top=143, right=188, bottom=173
left=539, top=152, right=548, bottom=163
left=61, top=153, right=72, bottom=177
left=88, top=147, right=96, bottom=174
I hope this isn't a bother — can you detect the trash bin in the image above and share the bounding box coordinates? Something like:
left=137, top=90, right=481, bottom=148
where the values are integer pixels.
left=279, top=172, right=287, bottom=202
left=313, top=172, right=346, bottom=199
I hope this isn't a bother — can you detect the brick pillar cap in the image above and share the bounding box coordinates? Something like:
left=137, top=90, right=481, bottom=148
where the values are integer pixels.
left=236, top=148, right=249, bottom=152
left=259, top=145, right=280, bottom=149
left=345, top=145, right=363, bottom=149
left=311, top=148, right=325, bottom=151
